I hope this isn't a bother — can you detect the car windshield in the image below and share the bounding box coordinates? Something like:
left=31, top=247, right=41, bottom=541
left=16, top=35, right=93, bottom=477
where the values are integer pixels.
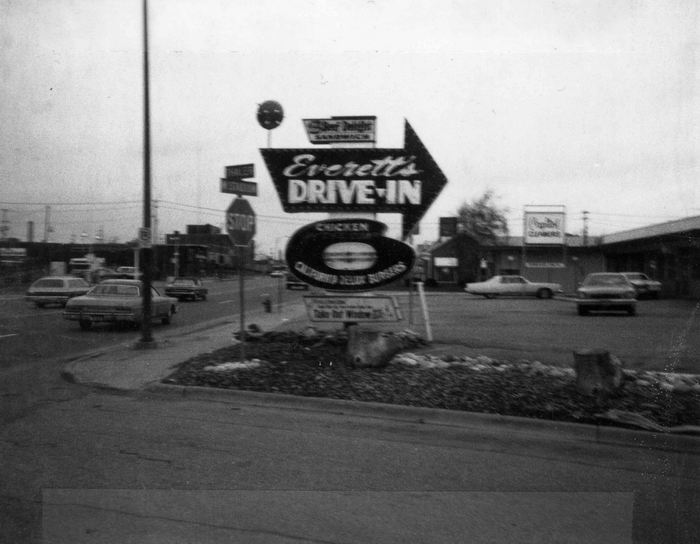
left=89, top=284, right=140, bottom=297
left=582, top=274, right=627, bottom=287
left=624, top=273, right=646, bottom=280
left=172, top=279, right=195, bottom=286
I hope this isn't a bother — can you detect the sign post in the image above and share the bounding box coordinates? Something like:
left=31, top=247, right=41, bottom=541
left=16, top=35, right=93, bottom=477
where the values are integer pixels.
left=226, top=197, right=256, bottom=362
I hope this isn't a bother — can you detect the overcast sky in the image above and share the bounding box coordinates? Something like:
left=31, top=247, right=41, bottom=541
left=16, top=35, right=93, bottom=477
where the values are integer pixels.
left=1, top=0, right=698, bottom=254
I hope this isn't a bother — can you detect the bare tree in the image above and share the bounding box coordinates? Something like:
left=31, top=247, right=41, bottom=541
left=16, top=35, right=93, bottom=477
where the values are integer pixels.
left=456, top=189, right=509, bottom=244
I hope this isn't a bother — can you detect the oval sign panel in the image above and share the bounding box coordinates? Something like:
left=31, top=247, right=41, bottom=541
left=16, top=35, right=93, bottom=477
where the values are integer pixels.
left=285, top=219, right=415, bottom=291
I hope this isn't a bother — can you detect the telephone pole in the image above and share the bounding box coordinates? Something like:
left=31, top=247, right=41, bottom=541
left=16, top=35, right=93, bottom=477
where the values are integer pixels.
left=582, top=210, right=589, bottom=246
left=138, top=0, right=155, bottom=347
left=0, top=209, right=9, bottom=240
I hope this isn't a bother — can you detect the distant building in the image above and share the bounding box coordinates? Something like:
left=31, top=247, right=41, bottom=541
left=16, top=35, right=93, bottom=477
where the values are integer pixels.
left=424, top=215, right=700, bottom=297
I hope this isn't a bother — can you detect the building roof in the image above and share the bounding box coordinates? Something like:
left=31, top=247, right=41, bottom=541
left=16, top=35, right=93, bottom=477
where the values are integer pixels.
left=601, top=215, right=700, bottom=245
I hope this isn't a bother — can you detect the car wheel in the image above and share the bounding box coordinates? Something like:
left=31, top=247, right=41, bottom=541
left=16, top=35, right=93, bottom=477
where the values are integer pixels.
left=162, top=306, right=175, bottom=325
left=201, top=294, right=207, bottom=301
left=627, top=306, right=637, bottom=316
left=79, top=319, right=92, bottom=330
left=577, top=306, right=588, bottom=316
left=536, top=288, right=552, bottom=299
left=35, top=302, right=45, bottom=308
left=484, top=294, right=496, bottom=299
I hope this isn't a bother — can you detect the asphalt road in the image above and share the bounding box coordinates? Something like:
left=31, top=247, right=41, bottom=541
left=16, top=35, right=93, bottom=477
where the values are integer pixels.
left=0, top=283, right=698, bottom=543
left=0, top=275, right=299, bottom=369
left=1, top=279, right=698, bottom=373
left=394, top=293, right=700, bottom=374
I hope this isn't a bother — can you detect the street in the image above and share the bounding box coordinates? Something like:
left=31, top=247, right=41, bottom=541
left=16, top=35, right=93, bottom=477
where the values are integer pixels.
left=2, top=280, right=699, bottom=374
left=0, top=275, right=297, bottom=369
left=0, top=285, right=698, bottom=542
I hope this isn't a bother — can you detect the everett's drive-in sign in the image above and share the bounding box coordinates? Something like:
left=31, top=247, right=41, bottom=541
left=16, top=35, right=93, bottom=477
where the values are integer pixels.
left=285, top=218, right=415, bottom=291
left=260, top=121, right=447, bottom=238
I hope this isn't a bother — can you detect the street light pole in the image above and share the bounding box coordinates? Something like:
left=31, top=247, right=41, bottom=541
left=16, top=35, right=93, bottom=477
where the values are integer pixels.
left=139, top=0, right=154, bottom=346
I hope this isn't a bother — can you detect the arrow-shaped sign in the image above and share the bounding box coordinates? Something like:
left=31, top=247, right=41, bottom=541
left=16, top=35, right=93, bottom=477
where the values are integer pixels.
left=260, top=120, right=448, bottom=238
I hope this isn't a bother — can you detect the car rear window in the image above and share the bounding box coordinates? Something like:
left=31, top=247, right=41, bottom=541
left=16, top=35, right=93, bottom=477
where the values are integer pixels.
left=91, top=284, right=140, bottom=296
left=173, top=279, right=195, bottom=286
left=69, top=279, right=88, bottom=288
left=33, top=279, right=64, bottom=288
left=583, top=274, right=627, bottom=286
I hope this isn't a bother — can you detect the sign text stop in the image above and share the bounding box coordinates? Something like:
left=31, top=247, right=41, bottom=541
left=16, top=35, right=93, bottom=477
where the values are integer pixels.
left=226, top=197, right=256, bottom=247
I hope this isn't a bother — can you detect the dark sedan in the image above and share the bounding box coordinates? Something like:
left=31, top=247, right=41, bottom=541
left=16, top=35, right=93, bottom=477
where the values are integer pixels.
left=164, top=277, right=208, bottom=301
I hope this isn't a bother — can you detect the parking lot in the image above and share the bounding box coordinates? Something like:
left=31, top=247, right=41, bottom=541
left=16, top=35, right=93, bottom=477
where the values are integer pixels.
left=392, top=293, right=700, bottom=374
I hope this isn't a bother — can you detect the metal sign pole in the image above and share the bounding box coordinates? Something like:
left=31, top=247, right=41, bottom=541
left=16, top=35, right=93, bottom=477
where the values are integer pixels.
left=239, top=245, right=245, bottom=363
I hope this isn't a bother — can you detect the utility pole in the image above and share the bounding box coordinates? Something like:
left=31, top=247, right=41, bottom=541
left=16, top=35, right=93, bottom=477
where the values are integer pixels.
left=152, top=199, right=158, bottom=246
left=582, top=210, right=589, bottom=246
left=0, top=209, right=9, bottom=240
left=43, top=205, right=51, bottom=242
left=138, top=0, right=154, bottom=347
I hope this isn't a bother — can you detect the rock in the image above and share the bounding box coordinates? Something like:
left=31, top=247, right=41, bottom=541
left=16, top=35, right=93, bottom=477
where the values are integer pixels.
left=346, top=327, right=405, bottom=368
left=572, top=349, right=624, bottom=397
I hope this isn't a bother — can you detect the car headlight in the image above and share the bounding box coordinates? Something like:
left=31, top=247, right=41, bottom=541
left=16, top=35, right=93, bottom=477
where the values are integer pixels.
left=577, top=291, right=587, bottom=299
left=623, top=290, right=636, bottom=299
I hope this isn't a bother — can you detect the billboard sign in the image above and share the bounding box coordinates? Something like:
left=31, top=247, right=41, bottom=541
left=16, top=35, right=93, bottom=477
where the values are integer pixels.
left=524, top=212, right=566, bottom=245
left=439, top=216, right=457, bottom=237
left=302, top=116, right=376, bottom=144
left=260, top=120, right=448, bottom=238
left=285, top=218, right=415, bottom=291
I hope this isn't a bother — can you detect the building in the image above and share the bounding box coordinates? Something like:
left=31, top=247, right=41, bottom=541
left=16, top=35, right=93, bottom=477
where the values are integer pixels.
left=425, top=215, right=700, bottom=297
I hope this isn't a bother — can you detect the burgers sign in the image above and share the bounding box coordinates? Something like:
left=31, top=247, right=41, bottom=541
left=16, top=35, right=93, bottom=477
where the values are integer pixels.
left=285, top=218, right=415, bottom=291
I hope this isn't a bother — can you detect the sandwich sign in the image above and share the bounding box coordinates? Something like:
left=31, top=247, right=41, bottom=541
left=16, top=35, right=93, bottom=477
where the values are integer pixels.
left=260, top=120, right=447, bottom=238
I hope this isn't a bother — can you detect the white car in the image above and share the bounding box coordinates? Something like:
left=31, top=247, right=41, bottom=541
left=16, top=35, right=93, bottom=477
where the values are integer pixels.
left=465, top=275, right=563, bottom=299
left=26, top=276, right=91, bottom=307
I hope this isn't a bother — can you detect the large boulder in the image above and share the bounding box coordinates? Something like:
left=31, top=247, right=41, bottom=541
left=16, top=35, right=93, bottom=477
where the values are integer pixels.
left=346, top=327, right=405, bottom=368
left=573, top=349, right=624, bottom=397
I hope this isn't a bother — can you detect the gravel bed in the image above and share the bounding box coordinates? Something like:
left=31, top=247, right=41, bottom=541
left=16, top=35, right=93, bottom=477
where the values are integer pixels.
left=165, top=329, right=700, bottom=432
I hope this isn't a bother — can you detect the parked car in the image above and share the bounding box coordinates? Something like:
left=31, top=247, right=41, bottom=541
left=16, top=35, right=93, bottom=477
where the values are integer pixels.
left=26, top=276, right=91, bottom=307
left=464, top=275, right=562, bottom=299
left=285, top=273, right=309, bottom=290
left=64, top=279, right=178, bottom=330
left=620, top=272, right=662, bottom=299
left=115, top=266, right=140, bottom=279
left=576, top=272, right=637, bottom=316
left=164, top=277, right=208, bottom=301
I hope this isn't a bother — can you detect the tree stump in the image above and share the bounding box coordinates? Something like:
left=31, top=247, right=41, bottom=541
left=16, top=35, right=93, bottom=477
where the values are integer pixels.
left=573, top=349, right=623, bottom=397
left=346, top=326, right=404, bottom=368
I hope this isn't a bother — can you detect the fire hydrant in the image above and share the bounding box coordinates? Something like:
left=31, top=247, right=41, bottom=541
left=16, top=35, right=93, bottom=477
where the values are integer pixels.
left=261, top=294, right=272, bottom=313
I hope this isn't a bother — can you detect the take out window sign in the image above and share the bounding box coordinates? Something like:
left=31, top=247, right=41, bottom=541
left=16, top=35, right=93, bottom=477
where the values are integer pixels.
left=303, top=295, right=402, bottom=323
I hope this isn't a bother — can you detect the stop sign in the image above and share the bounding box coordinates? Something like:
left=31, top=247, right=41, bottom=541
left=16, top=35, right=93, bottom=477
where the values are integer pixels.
left=226, top=197, right=256, bottom=247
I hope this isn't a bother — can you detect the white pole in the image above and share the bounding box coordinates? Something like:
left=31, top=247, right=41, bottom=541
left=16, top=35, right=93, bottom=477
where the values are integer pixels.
left=416, top=281, right=432, bottom=342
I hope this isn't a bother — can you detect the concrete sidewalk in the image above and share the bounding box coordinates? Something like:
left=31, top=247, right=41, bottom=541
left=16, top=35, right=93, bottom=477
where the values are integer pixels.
left=63, top=300, right=309, bottom=390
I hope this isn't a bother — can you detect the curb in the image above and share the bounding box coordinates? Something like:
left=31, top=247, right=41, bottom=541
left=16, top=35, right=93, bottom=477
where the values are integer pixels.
left=144, top=381, right=700, bottom=455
